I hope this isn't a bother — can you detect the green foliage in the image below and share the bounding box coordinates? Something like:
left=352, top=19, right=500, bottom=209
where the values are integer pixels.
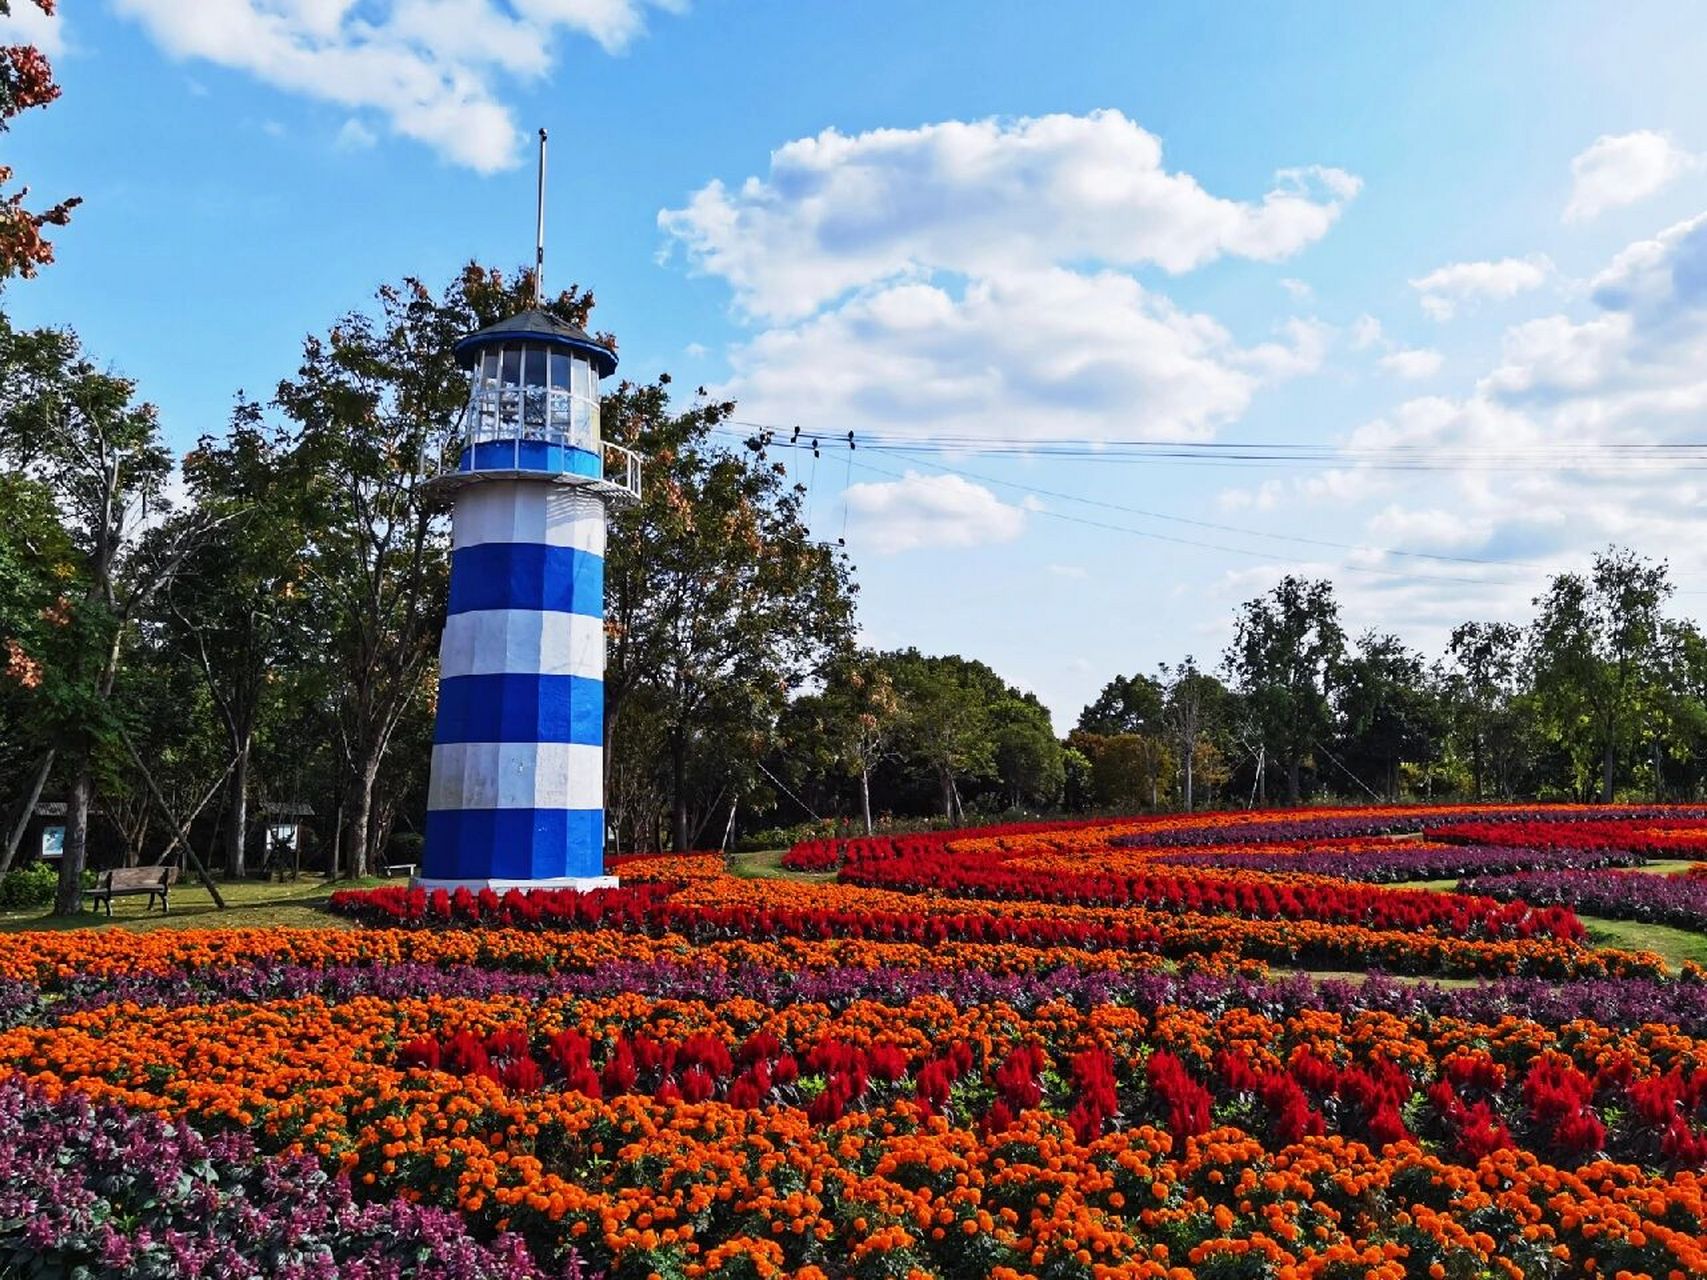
left=1224, top=575, right=1346, bottom=801
left=0, top=862, right=57, bottom=910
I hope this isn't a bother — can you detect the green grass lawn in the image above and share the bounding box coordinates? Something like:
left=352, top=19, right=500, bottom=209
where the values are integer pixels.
left=0, top=875, right=388, bottom=934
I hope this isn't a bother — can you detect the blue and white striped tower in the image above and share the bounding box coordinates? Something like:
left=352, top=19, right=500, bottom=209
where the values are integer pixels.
left=418, top=306, right=640, bottom=890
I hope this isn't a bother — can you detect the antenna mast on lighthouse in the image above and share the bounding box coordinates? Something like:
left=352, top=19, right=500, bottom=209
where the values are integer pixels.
left=534, top=127, right=548, bottom=306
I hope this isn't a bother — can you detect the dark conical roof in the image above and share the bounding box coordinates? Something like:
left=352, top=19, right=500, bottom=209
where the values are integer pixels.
left=452, top=307, right=618, bottom=377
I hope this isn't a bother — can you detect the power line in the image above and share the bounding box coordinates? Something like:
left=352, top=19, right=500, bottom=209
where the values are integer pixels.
left=716, top=424, right=1707, bottom=593
left=726, top=420, right=1707, bottom=472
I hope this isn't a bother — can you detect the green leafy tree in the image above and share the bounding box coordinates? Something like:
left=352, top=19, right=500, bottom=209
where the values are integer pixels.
left=887, top=650, right=1006, bottom=822
left=1158, top=656, right=1231, bottom=811
left=601, top=381, right=855, bottom=851
left=274, top=265, right=562, bottom=876
left=1333, top=632, right=1445, bottom=800
left=1529, top=547, right=1671, bottom=802
left=1223, top=575, right=1345, bottom=803
left=1444, top=621, right=1524, bottom=799
left=0, top=319, right=195, bottom=912
left=1077, top=672, right=1165, bottom=736
left=163, top=400, right=311, bottom=877
left=0, top=471, right=76, bottom=872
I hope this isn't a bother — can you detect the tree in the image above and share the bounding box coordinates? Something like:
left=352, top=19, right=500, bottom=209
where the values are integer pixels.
left=1223, top=576, right=1345, bottom=803
left=989, top=694, right=1064, bottom=810
left=1333, top=632, right=1445, bottom=800
left=0, top=471, right=75, bottom=872
left=0, top=319, right=194, bottom=912
left=887, top=651, right=1005, bottom=822
left=1077, top=673, right=1164, bottom=736
left=1443, top=621, right=1524, bottom=799
left=1529, top=547, right=1671, bottom=803
left=807, top=652, right=903, bottom=834
left=1068, top=730, right=1174, bottom=812
left=1, top=1, right=78, bottom=279
left=274, top=266, right=554, bottom=876
left=601, top=381, right=855, bottom=851
left=165, top=400, right=310, bottom=878
left=1158, top=656, right=1230, bottom=811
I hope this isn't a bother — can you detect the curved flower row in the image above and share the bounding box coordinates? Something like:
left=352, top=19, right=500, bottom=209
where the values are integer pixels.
left=1463, top=867, right=1707, bottom=933
left=327, top=880, right=1645, bottom=978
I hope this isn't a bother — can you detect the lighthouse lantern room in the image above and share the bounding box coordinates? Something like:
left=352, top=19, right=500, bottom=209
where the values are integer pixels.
left=418, top=129, right=640, bottom=891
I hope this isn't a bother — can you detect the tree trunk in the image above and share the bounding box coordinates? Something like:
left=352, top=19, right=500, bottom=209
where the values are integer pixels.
left=1286, top=757, right=1302, bottom=804
left=344, top=760, right=379, bottom=879
left=0, top=749, right=54, bottom=876
left=53, top=767, right=92, bottom=916
left=939, top=767, right=954, bottom=821
left=1471, top=733, right=1484, bottom=802
left=1601, top=741, right=1616, bottom=805
left=1182, top=740, right=1194, bottom=812
left=225, top=743, right=249, bottom=879
left=860, top=766, right=873, bottom=835
left=670, top=731, right=690, bottom=853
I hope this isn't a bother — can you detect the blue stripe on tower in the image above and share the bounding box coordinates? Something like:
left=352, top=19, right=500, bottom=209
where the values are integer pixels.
left=446, top=543, right=604, bottom=617
left=424, top=808, right=606, bottom=880
left=433, top=673, right=604, bottom=745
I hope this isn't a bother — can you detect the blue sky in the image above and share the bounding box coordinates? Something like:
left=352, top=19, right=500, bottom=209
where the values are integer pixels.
left=6, top=1, right=1707, bottom=728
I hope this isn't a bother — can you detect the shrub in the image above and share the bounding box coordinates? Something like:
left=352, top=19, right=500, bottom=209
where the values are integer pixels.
left=0, top=863, right=57, bottom=911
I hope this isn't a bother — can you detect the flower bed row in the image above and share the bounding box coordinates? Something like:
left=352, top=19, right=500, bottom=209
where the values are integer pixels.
left=835, top=852, right=1584, bottom=941
left=1463, top=867, right=1707, bottom=933
left=327, top=882, right=1641, bottom=978
left=1159, top=841, right=1650, bottom=882
left=1438, top=818, right=1707, bottom=859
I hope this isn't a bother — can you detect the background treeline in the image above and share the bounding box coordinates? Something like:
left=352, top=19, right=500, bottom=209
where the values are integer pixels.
left=756, top=547, right=1707, bottom=839
left=6, top=260, right=1707, bottom=909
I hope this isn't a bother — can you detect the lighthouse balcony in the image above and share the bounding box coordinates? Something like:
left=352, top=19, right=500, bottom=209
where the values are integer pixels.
left=426, top=434, right=642, bottom=508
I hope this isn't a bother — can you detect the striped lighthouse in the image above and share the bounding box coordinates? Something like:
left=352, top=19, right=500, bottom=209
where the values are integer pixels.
left=418, top=303, right=641, bottom=890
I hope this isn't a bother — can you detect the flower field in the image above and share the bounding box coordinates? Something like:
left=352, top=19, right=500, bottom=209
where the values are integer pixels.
left=5, top=806, right=1707, bottom=1277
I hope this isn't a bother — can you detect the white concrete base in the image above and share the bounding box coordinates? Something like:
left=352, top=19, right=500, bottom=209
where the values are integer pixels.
left=412, top=875, right=620, bottom=893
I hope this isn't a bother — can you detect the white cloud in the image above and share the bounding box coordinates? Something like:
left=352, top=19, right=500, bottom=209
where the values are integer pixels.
left=683, top=341, right=708, bottom=358
left=845, top=471, right=1030, bottom=554
left=1280, top=277, right=1314, bottom=302
left=1048, top=563, right=1089, bottom=580
left=1564, top=130, right=1697, bottom=223
left=0, top=0, right=63, bottom=55
left=1379, top=347, right=1443, bottom=379
left=335, top=117, right=377, bottom=150
left=721, top=268, right=1323, bottom=443
left=1314, top=208, right=1707, bottom=633
left=113, top=0, right=679, bottom=172
left=1350, top=314, right=1384, bottom=350
left=1411, top=255, right=1553, bottom=320
left=659, top=110, right=1359, bottom=320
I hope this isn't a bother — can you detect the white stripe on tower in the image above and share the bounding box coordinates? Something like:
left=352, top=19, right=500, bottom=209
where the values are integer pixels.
left=439, top=610, right=604, bottom=681
left=427, top=742, right=605, bottom=811
left=452, top=482, right=606, bottom=555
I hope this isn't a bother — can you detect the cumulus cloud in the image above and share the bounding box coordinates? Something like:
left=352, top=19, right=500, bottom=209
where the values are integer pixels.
left=844, top=471, right=1032, bottom=554
left=1311, top=209, right=1707, bottom=632
left=113, top=0, right=679, bottom=172
left=1564, top=130, right=1697, bottom=223
left=721, top=268, right=1329, bottom=443
left=1410, top=255, right=1553, bottom=320
left=658, top=110, right=1360, bottom=320
left=0, top=0, right=64, bottom=55
left=1378, top=347, right=1444, bottom=379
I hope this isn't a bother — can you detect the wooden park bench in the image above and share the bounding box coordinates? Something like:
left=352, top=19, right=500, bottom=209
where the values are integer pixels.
left=86, top=865, right=180, bottom=916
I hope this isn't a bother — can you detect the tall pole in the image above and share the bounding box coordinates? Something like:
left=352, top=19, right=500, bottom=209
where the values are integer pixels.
left=534, top=127, right=548, bottom=306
